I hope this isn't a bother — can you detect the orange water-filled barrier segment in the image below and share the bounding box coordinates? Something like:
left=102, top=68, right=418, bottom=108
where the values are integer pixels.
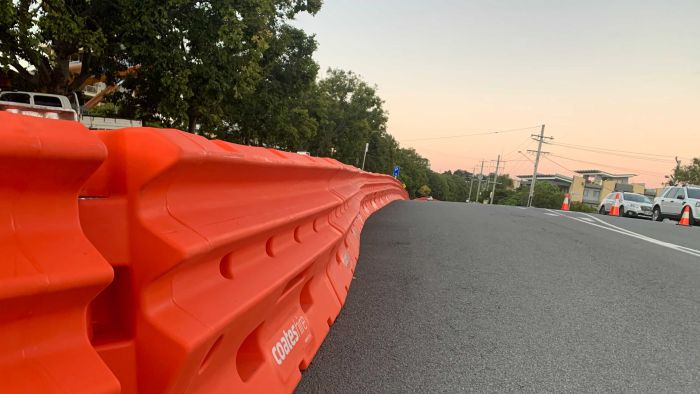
left=0, top=112, right=407, bottom=393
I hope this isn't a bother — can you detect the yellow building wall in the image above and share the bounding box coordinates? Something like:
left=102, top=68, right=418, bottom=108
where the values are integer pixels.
left=631, top=183, right=645, bottom=194
left=568, top=176, right=585, bottom=203
left=600, top=180, right=617, bottom=204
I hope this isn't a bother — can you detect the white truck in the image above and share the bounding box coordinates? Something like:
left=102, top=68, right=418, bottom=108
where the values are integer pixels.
left=0, top=90, right=141, bottom=129
left=0, top=91, right=79, bottom=121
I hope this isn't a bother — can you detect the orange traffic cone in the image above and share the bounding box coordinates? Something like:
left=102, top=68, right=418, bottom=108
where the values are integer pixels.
left=678, top=205, right=691, bottom=226
left=561, top=193, right=570, bottom=211
left=609, top=192, right=621, bottom=216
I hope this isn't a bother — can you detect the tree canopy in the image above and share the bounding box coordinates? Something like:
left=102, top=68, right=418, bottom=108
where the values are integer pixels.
left=668, top=158, right=700, bottom=186
left=0, top=0, right=522, bottom=202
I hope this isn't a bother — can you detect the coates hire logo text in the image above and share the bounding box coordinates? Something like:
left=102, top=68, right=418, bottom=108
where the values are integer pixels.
left=272, top=316, right=310, bottom=366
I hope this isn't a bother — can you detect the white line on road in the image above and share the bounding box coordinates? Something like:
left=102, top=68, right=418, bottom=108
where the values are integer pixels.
left=544, top=213, right=559, bottom=216
left=550, top=210, right=700, bottom=258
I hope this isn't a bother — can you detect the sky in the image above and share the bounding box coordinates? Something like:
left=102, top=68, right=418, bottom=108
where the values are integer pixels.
left=293, top=0, right=700, bottom=187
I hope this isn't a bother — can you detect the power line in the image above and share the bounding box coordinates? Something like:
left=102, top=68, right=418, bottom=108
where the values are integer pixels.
left=548, top=154, right=668, bottom=177
left=547, top=141, right=688, bottom=162
left=543, top=155, right=575, bottom=174
left=403, top=125, right=541, bottom=142
left=551, top=141, right=685, bottom=159
left=502, top=135, right=536, bottom=159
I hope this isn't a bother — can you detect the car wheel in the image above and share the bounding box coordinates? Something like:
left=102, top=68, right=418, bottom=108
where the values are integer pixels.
left=688, top=208, right=696, bottom=226
left=652, top=207, right=663, bottom=221
left=599, top=206, right=606, bottom=215
left=619, top=206, right=625, bottom=217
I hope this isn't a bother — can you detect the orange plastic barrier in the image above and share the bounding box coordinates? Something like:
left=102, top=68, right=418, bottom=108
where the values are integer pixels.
left=0, top=113, right=405, bottom=393
left=78, top=128, right=407, bottom=393
left=0, top=113, right=119, bottom=393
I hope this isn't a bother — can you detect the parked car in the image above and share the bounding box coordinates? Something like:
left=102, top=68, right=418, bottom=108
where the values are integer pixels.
left=652, top=185, right=700, bottom=225
left=0, top=91, right=78, bottom=121
left=598, top=192, right=653, bottom=218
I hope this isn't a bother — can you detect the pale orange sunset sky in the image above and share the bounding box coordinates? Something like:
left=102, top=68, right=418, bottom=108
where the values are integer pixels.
left=294, top=1, right=700, bottom=187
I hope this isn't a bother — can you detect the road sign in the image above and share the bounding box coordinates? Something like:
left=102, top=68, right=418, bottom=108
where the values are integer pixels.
left=393, top=165, right=400, bottom=178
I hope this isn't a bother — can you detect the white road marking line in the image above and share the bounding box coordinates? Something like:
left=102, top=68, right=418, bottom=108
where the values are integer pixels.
left=518, top=207, right=528, bottom=210
left=544, top=209, right=562, bottom=216
left=578, top=217, right=595, bottom=223
left=555, top=211, right=700, bottom=258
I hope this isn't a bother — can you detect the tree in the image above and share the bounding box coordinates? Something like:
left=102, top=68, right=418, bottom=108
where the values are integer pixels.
left=479, top=174, right=515, bottom=204
left=428, top=171, right=449, bottom=200
left=442, top=171, right=468, bottom=202
left=395, top=148, right=430, bottom=198
left=531, top=182, right=564, bottom=208
left=308, top=69, right=388, bottom=166
left=1, top=0, right=322, bottom=132
left=222, top=24, right=320, bottom=148
left=417, top=185, right=431, bottom=198
left=0, top=0, right=124, bottom=94
left=668, top=158, right=700, bottom=185
left=116, top=0, right=322, bottom=132
left=498, top=182, right=563, bottom=208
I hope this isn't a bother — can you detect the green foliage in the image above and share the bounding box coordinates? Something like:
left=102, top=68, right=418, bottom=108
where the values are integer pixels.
left=0, top=0, right=118, bottom=94
left=87, top=103, right=118, bottom=117
left=500, top=187, right=528, bottom=206
left=668, top=158, right=700, bottom=186
left=307, top=69, right=389, bottom=166
left=569, top=201, right=596, bottom=213
left=476, top=174, right=514, bottom=203
left=224, top=25, right=320, bottom=149
left=1, top=0, right=320, bottom=132
left=417, top=185, right=431, bottom=198
left=391, top=148, right=427, bottom=198
left=531, top=182, right=565, bottom=208
left=496, top=182, right=564, bottom=208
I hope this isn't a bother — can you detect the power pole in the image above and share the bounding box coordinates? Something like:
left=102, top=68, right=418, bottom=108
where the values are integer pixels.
left=489, top=154, right=501, bottom=205
left=527, top=125, right=553, bottom=207
left=467, top=166, right=476, bottom=202
left=361, top=142, right=369, bottom=170
left=475, top=160, right=485, bottom=203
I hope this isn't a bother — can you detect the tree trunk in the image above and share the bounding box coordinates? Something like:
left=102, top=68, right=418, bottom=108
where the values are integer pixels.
left=187, top=115, right=197, bottom=133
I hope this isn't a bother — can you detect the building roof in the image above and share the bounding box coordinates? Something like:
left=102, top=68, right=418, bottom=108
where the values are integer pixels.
left=574, top=169, right=636, bottom=178
left=516, top=173, right=573, bottom=183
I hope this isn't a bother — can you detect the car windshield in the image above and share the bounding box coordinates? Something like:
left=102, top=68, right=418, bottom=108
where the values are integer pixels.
left=623, top=193, right=650, bottom=203
left=687, top=188, right=700, bottom=199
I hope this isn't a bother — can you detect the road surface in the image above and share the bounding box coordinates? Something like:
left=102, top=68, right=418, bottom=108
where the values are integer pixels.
left=297, top=201, right=700, bottom=393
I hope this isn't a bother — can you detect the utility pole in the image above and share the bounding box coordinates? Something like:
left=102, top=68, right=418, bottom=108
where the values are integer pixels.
left=361, top=142, right=369, bottom=170
left=467, top=166, right=476, bottom=202
left=527, top=124, right=553, bottom=207
left=489, top=154, right=501, bottom=205
left=475, top=160, right=485, bottom=203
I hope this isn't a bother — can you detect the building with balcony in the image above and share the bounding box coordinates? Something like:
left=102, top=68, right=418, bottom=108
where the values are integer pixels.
left=517, top=174, right=573, bottom=193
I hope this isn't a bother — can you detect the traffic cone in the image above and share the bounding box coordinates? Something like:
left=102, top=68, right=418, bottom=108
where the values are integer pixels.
left=561, top=194, right=570, bottom=211
left=610, top=192, right=621, bottom=216
left=678, top=205, right=691, bottom=226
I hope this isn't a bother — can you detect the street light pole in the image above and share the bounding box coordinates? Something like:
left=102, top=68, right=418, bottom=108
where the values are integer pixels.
left=361, top=142, right=369, bottom=170
left=475, top=160, right=485, bottom=203
left=490, top=154, right=501, bottom=205
left=468, top=166, right=476, bottom=202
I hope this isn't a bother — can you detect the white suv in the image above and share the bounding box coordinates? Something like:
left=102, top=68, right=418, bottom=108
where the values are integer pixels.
left=652, top=185, right=700, bottom=225
left=598, top=192, right=653, bottom=218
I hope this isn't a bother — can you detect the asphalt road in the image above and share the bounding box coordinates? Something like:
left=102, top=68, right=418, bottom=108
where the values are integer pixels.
left=296, top=201, right=700, bottom=393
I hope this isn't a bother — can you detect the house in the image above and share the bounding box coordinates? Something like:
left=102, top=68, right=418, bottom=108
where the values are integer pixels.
left=517, top=174, right=573, bottom=193
left=568, top=169, right=648, bottom=207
